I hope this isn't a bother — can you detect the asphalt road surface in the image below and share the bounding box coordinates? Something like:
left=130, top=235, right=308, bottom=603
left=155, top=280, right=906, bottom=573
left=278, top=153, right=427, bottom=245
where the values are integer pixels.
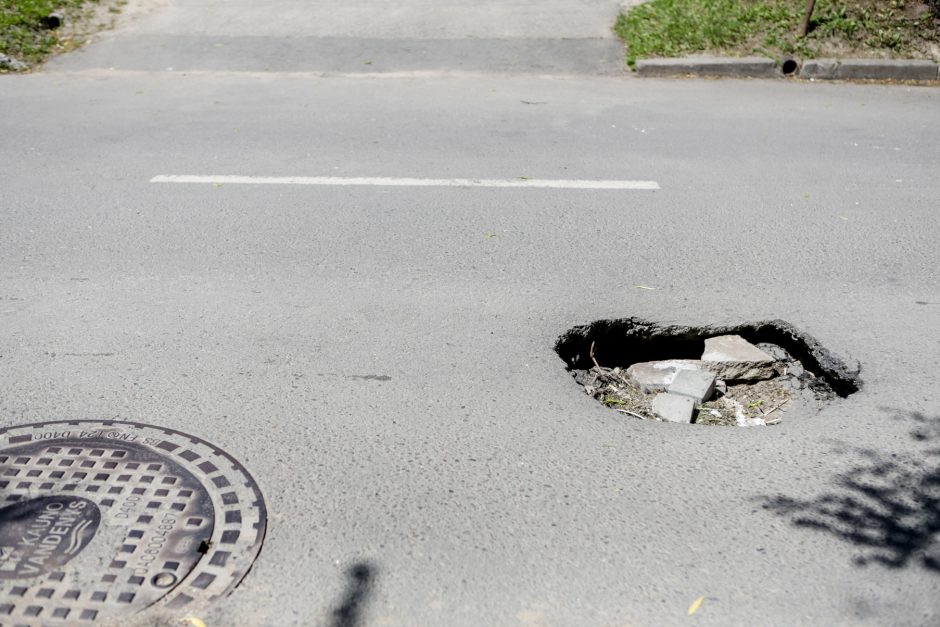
left=2, top=1, right=940, bottom=625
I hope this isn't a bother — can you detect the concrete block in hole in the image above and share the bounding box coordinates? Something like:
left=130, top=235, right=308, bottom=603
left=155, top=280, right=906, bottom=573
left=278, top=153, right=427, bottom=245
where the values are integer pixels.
left=626, top=359, right=703, bottom=393
left=702, top=335, right=775, bottom=380
left=668, top=368, right=716, bottom=403
left=651, top=393, right=695, bottom=423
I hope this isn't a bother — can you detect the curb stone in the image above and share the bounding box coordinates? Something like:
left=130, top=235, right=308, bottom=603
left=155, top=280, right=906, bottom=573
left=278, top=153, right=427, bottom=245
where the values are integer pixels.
left=0, top=53, right=29, bottom=72
left=636, top=56, right=777, bottom=78
left=635, top=55, right=940, bottom=81
left=800, top=58, right=940, bottom=81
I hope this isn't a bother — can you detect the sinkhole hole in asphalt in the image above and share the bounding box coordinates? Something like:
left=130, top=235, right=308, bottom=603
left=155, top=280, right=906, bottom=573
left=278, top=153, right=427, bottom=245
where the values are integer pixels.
left=555, top=318, right=861, bottom=427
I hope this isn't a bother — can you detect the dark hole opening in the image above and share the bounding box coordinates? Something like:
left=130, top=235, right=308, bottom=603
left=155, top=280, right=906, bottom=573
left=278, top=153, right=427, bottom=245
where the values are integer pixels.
left=41, top=14, right=62, bottom=29
left=781, top=58, right=799, bottom=75
left=555, top=318, right=861, bottom=398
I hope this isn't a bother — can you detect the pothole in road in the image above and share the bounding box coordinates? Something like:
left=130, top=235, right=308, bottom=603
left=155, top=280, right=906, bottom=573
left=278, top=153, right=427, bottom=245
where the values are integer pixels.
left=0, top=421, right=266, bottom=624
left=555, top=318, right=861, bottom=426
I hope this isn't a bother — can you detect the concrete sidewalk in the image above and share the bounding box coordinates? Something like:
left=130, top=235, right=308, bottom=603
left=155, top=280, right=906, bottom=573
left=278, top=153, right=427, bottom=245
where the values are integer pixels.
left=49, top=0, right=626, bottom=74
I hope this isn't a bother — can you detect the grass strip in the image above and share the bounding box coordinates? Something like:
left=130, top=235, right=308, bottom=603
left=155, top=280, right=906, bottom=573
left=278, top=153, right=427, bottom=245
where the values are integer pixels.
left=1, top=0, right=101, bottom=67
left=616, top=0, right=940, bottom=69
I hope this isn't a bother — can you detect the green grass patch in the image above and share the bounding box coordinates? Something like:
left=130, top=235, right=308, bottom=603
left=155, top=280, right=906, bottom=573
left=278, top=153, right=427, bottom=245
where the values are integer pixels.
left=1, top=0, right=101, bottom=67
left=616, top=0, right=940, bottom=69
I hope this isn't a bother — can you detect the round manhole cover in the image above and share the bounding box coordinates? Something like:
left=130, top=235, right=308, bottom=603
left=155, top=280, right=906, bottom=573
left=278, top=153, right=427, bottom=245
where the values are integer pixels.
left=0, top=421, right=266, bottom=623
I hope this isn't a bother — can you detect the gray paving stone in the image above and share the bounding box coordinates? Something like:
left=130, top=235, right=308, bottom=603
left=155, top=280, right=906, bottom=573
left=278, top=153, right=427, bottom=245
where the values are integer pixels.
left=668, top=369, right=716, bottom=403
left=651, top=393, right=695, bottom=423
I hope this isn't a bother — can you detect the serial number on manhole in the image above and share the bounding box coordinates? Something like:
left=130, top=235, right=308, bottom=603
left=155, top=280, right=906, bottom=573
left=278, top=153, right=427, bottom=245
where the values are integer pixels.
left=0, top=421, right=267, bottom=624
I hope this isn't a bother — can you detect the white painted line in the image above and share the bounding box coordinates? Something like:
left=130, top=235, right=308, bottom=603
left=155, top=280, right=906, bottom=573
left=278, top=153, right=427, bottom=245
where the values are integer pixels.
left=150, top=175, right=659, bottom=190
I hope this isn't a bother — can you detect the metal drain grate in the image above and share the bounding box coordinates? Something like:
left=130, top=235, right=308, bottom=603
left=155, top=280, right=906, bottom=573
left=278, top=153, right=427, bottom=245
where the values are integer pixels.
left=0, top=421, right=267, bottom=624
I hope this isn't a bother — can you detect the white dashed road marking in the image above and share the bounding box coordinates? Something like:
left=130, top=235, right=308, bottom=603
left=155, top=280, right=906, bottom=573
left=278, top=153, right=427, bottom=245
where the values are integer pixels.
left=151, top=175, right=660, bottom=190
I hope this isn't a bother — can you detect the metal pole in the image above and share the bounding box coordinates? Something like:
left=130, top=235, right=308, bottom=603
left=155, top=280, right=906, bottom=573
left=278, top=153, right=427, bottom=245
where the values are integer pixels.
left=798, top=0, right=817, bottom=37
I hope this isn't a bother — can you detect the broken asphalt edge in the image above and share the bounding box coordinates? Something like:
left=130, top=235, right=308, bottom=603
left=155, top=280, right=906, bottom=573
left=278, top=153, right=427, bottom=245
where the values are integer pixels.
left=635, top=56, right=940, bottom=81
left=554, top=317, right=862, bottom=398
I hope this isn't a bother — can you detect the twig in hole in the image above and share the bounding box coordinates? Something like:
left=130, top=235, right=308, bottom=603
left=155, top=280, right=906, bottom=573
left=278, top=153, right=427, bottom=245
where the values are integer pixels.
left=589, top=341, right=603, bottom=371
left=762, top=403, right=785, bottom=417
left=615, top=409, right=647, bottom=420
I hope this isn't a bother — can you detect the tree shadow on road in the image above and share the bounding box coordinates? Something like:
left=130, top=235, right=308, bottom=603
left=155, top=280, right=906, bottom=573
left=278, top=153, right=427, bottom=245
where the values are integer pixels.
left=761, top=410, right=940, bottom=572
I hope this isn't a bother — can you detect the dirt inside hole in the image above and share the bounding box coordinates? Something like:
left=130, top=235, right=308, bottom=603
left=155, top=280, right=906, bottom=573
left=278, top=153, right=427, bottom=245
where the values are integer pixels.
left=556, top=318, right=861, bottom=427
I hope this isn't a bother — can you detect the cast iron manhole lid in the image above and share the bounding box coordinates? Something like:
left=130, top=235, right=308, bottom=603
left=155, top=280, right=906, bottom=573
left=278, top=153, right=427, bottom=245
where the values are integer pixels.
left=0, top=421, right=267, bottom=624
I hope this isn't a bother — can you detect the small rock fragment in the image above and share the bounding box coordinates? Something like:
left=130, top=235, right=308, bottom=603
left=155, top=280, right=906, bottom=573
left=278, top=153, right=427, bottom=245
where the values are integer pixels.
left=668, top=369, right=716, bottom=403
left=701, top=335, right=775, bottom=380
left=756, top=342, right=790, bottom=362
left=651, top=393, right=695, bottom=423
left=786, top=361, right=805, bottom=378
left=626, top=359, right=703, bottom=393
left=715, top=380, right=727, bottom=395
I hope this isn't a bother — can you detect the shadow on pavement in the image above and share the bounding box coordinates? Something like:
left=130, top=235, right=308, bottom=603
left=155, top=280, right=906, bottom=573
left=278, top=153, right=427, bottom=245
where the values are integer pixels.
left=761, top=410, right=940, bottom=572
left=330, top=561, right=376, bottom=627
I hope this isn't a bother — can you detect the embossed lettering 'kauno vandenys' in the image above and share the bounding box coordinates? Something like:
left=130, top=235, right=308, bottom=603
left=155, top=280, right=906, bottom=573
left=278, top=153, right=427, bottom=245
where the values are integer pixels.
left=0, top=421, right=267, bottom=623
left=0, top=496, right=101, bottom=579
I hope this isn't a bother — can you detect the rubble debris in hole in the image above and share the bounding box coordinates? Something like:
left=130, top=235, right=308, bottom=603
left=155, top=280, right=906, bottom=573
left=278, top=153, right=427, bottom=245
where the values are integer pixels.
left=575, top=334, right=837, bottom=427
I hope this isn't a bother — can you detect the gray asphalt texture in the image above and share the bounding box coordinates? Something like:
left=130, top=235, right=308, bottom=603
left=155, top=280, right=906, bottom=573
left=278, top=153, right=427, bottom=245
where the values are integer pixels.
left=3, top=1, right=940, bottom=626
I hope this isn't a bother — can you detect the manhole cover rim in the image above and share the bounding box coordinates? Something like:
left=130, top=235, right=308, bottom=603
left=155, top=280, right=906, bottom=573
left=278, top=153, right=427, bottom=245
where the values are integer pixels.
left=0, top=420, right=267, bottom=623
